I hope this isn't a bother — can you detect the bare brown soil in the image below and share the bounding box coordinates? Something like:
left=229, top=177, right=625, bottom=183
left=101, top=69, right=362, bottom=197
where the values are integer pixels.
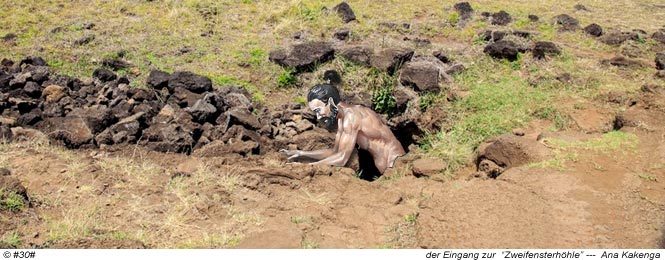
left=2, top=95, right=665, bottom=248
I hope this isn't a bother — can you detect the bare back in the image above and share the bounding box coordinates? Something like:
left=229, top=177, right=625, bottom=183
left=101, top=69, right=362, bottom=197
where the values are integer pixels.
left=337, top=102, right=405, bottom=171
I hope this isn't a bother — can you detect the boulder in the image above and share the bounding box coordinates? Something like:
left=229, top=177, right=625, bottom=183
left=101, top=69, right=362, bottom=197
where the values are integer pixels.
left=370, top=47, right=414, bottom=74
left=19, top=56, right=47, bottom=67
left=453, top=2, right=474, bottom=27
left=24, top=65, right=50, bottom=84
left=68, top=106, right=116, bottom=134
left=168, top=71, right=212, bottom=94
left=146, top=70, right=171, bottom=90
left=552, top=14, right=579, bottom=31
left=222, top=92, right=253, bottom=111
left=92, top=68, right=117, bottom=82
left=23, top=81, right=42, bottom=98
left=142, top=122, right=195, bottom=153
left=411, top=158, right=447, bottom=177
left=46, top=116, right=95, bottom=148
left=490, top=10, right=512, bottom=25
left=338, top=45, right=373, bottom=67
left=483, top=40, right=521, bottom=61
left=399, top=61, right=440, bottom=92
left=332, top=2, right=356, bottom=23
left=186, top=98, right=218, bottom=123
left=583, top=23, right=603, bottom=37
left=269, top=42, right=335, bottom=72
left=218, top=107, right=261, bottom=130
left=169, top=87, right=202, bottom=108
left=15, top=109, right=42, bottom=126
left=432, top=50, right=450, bottom=63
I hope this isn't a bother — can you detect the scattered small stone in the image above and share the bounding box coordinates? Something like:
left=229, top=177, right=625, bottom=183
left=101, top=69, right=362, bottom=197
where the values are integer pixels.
left=583, top=23, right=603, bottom=37
left=1, top=33, right=17, bottom=42
left=512, top=128, right=525, bottom=136
left=370, top=47, right=414, bottom=75
left=102, top=58, right=131, bottom=71
left=333, top=28, right=350, bottom=40
left=652, top=30, right=665, bottom=44
left=399, top=61, right=440, bottom=92
left=553, top=14, right=579, bottom=31
left=74, top=34, right=95, bottom=46
left=338, top=45, right=373, bottom=67
left=268, top=42, right=335, bottom=72
left=490, top=10, right=512, bottom=25
left=656, top=53, right=665, bottom=70
left=92, top=68, right=117, bottom=82
left=532, top=41, right=561, bottom=59
left=332, top=2, right=356, bottom=23
left=42, top=85, right=66, bottom=103
left=483, top=40, right=521, bottom=61
left=528, top=14, right=539, bottom=21
left=574, top=4, right=590, bottom=11
left=444, top=63, right=466, bottom=75
left=453, top=2, right=474, bottom=27
left=411, top=158, right=447, bottom=177
left=432, top=50, right=451, bottom=63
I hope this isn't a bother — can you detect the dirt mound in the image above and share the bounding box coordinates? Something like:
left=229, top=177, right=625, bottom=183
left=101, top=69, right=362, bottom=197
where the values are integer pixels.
left=476, top=134, right=552, bottom=177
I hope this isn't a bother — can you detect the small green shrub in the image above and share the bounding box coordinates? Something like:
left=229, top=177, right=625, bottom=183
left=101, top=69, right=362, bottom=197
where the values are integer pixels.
left=1, top=190, right=25, bottom=212
left=277, top=70, right=298, bottom=88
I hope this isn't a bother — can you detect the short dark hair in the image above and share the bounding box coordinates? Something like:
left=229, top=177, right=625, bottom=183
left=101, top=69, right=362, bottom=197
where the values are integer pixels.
left=307, top=84, right=340, bottom=105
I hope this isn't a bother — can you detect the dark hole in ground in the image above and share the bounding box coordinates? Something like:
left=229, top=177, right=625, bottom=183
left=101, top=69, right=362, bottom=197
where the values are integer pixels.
left=355, top=123, right=421, bottom=182
left=391, top=120, right=421, bottom=152
left=356, top=148, right=382, bottom=182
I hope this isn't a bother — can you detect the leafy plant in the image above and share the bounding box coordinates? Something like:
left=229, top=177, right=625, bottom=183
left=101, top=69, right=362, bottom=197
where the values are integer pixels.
left=1, top=190, right=25, bottom=212
left=369, top=70, right=397, bottom=116
left=277, top=69, right=298, bottom=88
left=372, top=85, right=396, bottom=115
left=448, top=12, right=460, bottom=25
left=404, top=213, right=418, bottom=224
left=419, top=92, right=437, bottom=111
left=3, top=231, right=21, bottom=248
left=248, top=47, right=266, bottom=67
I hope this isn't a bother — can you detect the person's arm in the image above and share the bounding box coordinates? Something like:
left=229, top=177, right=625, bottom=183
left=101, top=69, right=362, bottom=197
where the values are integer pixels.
left=279, top=148, right=335, bottom=160
left=309, top=113, right=358, bottom=167
left=279, top=118, right=343, bottom=160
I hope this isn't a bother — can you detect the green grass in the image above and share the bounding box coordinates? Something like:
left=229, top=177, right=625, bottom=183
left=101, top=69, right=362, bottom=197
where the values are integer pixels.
left=423, top=57, right=550, bottom=172
left=2, top=231, right=22, bottom=248
left=530, top=131, right=638, bottom=170
left=277, top=69, right=298, bottom=88
left=404, top=213, right=418, bottom=224
left=1, top=190, right=25, bottom=212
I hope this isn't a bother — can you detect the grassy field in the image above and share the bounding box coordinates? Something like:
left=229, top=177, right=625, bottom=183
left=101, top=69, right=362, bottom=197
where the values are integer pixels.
left=2, top=0, right=665, bottom=248
left=1, top=0, right=663, bottom=172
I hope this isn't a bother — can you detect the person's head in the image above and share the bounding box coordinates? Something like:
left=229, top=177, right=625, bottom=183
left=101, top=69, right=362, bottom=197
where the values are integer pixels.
left=307, top=84, right=340, bottom=129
